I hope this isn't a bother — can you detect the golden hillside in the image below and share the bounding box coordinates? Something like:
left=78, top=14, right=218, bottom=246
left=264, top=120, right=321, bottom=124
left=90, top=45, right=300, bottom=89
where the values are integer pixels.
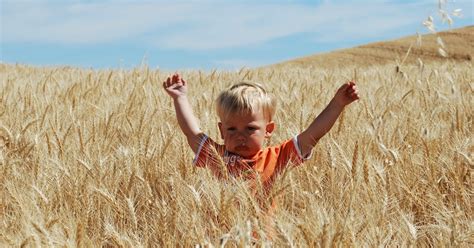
left=270, top=25, right=473, bottom=69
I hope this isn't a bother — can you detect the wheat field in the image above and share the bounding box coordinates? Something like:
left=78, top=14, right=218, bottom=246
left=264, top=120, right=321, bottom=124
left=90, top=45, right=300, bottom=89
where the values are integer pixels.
left=0, top=60, right=472, bottom=246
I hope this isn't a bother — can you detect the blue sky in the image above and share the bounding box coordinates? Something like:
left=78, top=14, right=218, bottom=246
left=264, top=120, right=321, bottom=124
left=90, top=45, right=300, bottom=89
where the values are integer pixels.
left=1, top=0, right=472, bottom=71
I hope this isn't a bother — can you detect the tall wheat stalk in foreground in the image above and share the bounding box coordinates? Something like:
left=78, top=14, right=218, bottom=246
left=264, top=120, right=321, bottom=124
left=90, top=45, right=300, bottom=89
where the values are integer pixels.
left=0, top=61, right=472, bottom=246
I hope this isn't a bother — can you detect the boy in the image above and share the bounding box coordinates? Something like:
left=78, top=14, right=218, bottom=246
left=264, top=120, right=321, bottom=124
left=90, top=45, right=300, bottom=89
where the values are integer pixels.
left=163, top=73, right=359, bottom=191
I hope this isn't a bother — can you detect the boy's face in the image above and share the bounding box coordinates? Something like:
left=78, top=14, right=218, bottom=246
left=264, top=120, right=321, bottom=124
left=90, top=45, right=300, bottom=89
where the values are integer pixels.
left=218, top=110, right=275, bottom=159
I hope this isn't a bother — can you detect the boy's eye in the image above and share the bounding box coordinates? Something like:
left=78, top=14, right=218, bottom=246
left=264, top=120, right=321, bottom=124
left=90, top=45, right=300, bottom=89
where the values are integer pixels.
left=247, top=126, right=258, bottom=131
left=227, top=127, right=236, bottom=131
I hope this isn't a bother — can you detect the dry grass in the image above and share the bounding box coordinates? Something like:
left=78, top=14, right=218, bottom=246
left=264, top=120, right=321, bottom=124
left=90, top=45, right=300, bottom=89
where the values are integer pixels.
left=0, top=58, right=473, bottom=246
left=270, top=26, right=474, bottom=70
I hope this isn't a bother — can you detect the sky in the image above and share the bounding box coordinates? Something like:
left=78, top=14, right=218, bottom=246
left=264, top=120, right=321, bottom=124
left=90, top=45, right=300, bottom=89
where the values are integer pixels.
left=1, top=0, right=472, bottom=71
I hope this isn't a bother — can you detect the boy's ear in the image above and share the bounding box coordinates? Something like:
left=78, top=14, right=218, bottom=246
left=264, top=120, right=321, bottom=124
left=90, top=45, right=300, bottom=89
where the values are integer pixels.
left=218, top=122, right=224, bottom=139
left=265, top=121, right=275, bottom=138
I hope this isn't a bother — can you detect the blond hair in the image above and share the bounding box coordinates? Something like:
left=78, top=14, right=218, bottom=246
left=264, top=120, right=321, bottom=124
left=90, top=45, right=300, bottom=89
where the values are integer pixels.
left=216, top=82, right=276, bottom=121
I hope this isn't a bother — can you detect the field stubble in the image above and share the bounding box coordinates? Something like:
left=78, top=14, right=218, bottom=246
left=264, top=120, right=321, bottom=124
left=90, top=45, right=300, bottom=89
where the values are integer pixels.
left=0, top=61, right=472, bottom=246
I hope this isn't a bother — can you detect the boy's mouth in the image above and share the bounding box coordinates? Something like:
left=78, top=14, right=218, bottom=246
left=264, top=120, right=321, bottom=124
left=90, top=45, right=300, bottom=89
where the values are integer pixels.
left=234, top=145, right=249, bottom=151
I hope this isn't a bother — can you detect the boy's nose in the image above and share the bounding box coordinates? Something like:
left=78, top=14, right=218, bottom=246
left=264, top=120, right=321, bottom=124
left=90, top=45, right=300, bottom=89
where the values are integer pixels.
left=236, top=132, right=246, bottom=142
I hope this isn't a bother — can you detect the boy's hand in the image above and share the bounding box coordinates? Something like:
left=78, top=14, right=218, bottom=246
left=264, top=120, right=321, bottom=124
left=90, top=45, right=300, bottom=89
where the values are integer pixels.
left=333, top=81, right=360, bottom=107
left=163, top=73, right=187, bottom=99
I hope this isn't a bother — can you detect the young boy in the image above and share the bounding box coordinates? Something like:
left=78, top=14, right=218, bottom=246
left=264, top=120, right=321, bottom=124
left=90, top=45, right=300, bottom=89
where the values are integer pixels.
left=163, top=73, right=359, bottom=192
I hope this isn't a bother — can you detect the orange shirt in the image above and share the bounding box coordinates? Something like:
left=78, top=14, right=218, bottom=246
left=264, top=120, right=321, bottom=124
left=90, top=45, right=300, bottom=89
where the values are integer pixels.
left=193, top=135, right=310, bottom=239
left=193, top=135, right=308, bottom=191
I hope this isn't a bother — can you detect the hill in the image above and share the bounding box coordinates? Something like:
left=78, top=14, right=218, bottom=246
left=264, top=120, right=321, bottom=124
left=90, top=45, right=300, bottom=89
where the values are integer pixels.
left=268, top=25, right=473, bottom=69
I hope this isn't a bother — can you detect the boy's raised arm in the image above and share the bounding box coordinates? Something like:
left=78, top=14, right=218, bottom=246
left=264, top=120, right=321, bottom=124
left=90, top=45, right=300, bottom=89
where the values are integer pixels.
left=297, top=82, right=359, bottom=157
left=163, top=73, right=203, bottom=153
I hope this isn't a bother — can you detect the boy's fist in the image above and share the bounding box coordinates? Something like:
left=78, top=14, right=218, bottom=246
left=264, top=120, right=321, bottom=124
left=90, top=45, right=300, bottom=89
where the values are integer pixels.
left=163, top=73, right=187, bottom=99
left=334, top=81, right=359, bottom=107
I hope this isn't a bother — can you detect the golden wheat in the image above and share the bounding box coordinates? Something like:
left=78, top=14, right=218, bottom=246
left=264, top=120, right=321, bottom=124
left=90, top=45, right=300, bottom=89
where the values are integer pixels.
left=0, top=60, right=472, bottom=246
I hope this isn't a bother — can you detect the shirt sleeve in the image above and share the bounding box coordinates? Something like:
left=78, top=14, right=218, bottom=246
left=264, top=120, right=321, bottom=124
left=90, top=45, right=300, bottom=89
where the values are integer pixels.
left=278, top=136, right=312, bottom=167
left=192, top=134, right=225, bottom=167
left=292, top=135, right=312, bottom=161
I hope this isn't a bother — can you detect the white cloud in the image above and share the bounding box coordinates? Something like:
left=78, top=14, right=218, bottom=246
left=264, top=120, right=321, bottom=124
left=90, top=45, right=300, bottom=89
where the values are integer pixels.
left=147, top=3, right=324, bottom=49
left=2, top=1, right=193, bottom=43
left=2, top=0, right=471, bottom=50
